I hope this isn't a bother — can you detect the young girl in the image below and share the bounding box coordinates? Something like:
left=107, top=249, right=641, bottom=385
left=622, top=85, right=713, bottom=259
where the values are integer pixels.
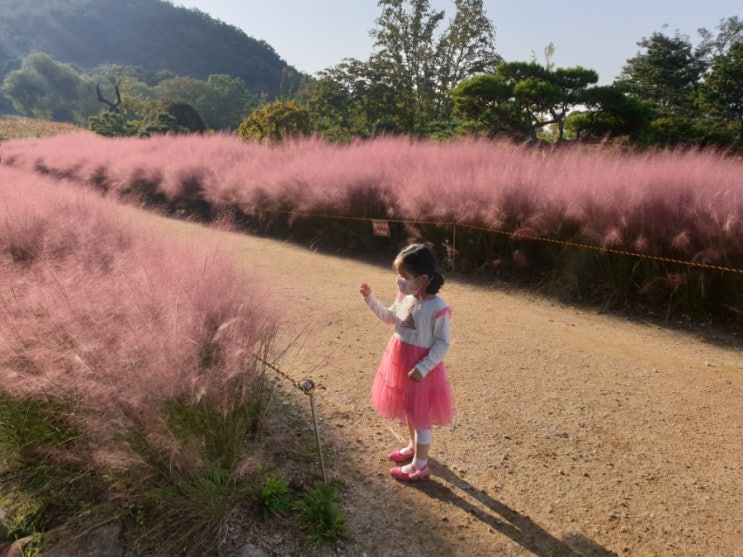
left=359, top=243, right=455, bottom=481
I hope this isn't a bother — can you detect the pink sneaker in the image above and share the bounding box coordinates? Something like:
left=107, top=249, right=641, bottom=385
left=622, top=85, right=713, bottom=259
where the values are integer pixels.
left=388, top=448, right=414, bottom=463
left=390, top=464, right=430, bottom=481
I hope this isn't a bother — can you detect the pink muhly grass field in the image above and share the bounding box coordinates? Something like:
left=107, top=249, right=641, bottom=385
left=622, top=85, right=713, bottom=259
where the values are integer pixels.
left=0, top=166, right=279, bottom=472
left=3, top=133, right=741, bottom=268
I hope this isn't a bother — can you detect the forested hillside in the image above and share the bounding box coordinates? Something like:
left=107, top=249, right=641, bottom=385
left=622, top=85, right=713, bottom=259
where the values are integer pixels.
left=0, top=0, right=299, bottom=97
left=1, top=0, right=739, bottom=151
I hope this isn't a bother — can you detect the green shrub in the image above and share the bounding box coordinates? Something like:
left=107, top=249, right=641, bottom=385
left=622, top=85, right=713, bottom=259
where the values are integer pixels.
left=88, top=112, right=138, bottom=137
left=253, top=476, right=293, bottom=519
left=294, top=482, right=348, bottom=545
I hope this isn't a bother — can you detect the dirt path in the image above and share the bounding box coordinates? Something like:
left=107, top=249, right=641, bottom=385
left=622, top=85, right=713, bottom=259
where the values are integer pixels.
left=190, top=222, right=743, bottom=557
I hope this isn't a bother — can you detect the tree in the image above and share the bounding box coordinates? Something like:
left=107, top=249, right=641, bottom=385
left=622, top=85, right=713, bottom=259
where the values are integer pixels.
left=311, top=58, right=404, bottom=137
left=549, top=67, right=600, bottom=139
left=154, top=77, right=210, bottom=106
left=451, top=62, right=648, bottom=143
left=85, top=66, right=159, bottom=137
left=297, top=0, right=497, bottom=138
left=370, top=0, right=445, bottom=131
left=614, top=22, right=743, bottom=150
left=699, top=41, right=743, bottom=143
left=96, top=82, right=122, bottom=113
left=697, top=17, right=743, bottom=145
left=86, top=64, right=155, bottom=119
left=204, top=74, right=258, bottom=130
left=697, top=16, right=743, bottom=62
left=471, top=62, right=600, bottom=141
left=434, top=0, right=500, bottom=119
left=364, top=0, right=497, bottom=131
left=296, top=75, right=365, bottom=141
left=237, top=100, right=310, bottom=142
left=566, top=86, right=655, bottom=141
left=615, top=31, right=704, bottom=116
left=507, top=64, right=599, bottom=141
left=450, top=73, right=530, bottom=139
left=1, top=52, right=98, bottom=123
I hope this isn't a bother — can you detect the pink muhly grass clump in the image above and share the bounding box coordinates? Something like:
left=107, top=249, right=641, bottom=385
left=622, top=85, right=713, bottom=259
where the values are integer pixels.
left=1, top=166, right=280, bottom=471
left=3, top=133, right=742, bottom=268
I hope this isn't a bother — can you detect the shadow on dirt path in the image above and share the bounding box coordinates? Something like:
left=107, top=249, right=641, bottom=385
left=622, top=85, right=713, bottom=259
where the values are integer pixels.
left=409, top=458, right=618, bottom=557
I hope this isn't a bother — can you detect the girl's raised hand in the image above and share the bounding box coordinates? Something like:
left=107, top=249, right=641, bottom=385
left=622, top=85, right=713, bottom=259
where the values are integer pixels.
left=359, top=283, right=371, bottom=297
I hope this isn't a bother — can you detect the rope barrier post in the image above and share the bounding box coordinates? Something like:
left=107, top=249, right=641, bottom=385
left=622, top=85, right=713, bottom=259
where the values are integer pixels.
left=308, top=392, right=328, bottom=484
left=258, top=358, right=329, bottom=484
left=297, top=378, right=328, bottom=484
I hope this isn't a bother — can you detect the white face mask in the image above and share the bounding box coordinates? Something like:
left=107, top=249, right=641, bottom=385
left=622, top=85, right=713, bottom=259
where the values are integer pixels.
left=397, top=276, right=417, bottom=295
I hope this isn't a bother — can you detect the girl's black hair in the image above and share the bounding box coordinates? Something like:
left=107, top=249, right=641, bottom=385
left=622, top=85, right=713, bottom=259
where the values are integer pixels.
left=395, top=243, right=445, bottom=295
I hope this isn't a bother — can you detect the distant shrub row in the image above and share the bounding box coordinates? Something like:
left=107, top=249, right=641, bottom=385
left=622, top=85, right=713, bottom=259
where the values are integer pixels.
left=2, top=133, right=742, bottom=319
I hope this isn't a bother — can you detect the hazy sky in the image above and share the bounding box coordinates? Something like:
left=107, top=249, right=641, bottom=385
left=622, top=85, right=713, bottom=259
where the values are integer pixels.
left=172, top=1, right=740, bottom=84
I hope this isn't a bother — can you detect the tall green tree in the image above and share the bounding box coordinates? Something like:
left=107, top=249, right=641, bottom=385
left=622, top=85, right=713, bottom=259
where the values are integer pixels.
left=299, top=1, right=497, bottom=138
left=550, top=67, right=600, bottom=137
left=697, top=16, right=743, bottom=62
left=615, top=31, right=704, bottom=116
left=154, top=76, right=210, bottom=108
left=370, top=0, right=445, bottom=131
left=700, top=41, right=743, bottom=143
left=493, top=62, right=600, bottom=140
left=205, top=74, right=259, bottom=130
left=308, top=58, right=403, bottom=137
left=434, top=0, right=500, bottom=119
left=1, top=52, right=98, bottom=123
left=696, top=17, right=743, bottom=145
left=615, top=21, right=742, bottom=150
left=296, top=75, right=365, bottom=141
left=363, top=0, right=497, bottom=132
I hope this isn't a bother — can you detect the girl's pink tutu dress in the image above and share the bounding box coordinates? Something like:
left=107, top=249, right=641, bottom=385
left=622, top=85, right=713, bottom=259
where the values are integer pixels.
left=363, top=290, right=455, bottom=429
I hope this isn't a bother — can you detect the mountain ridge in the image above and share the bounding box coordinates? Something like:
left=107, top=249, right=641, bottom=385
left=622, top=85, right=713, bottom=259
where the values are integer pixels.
left=0, top=0, right=303, bottom=97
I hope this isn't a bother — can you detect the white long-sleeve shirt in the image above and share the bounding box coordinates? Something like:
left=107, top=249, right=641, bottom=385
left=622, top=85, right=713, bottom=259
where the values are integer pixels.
left=364, top=292, right=451, bottom=377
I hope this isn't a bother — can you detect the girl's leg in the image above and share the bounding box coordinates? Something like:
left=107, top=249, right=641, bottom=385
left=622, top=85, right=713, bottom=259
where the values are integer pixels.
left=396, top=423, right=415, bottom=456
left=399, top=428, right=430, bottom=473
left=414, top=429, right=430, bottom=462
left=407, top=422, right=416, bottom=450
left=388, top=423, right=415, bottom=462
left=391, top=427, right=431, bottom=480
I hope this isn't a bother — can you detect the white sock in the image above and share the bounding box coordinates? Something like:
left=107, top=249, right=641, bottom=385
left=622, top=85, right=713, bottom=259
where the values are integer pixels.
left=401, top=458, right=428, bottom=474
left=400, top=442, right=414, bottom=456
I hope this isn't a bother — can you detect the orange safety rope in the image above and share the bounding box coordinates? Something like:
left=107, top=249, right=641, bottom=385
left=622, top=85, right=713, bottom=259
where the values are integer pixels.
left=266, top=209, right=743, bottom=275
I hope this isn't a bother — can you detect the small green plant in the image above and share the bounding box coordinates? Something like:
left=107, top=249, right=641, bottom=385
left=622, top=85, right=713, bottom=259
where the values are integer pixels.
left=294, top=482, right=348, bottom=545
left=253, top=476, right=293, bottom=519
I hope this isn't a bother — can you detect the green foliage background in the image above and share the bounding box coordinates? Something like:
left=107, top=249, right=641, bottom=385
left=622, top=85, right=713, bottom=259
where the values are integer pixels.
left=1, top=0, right=741, bottom=151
